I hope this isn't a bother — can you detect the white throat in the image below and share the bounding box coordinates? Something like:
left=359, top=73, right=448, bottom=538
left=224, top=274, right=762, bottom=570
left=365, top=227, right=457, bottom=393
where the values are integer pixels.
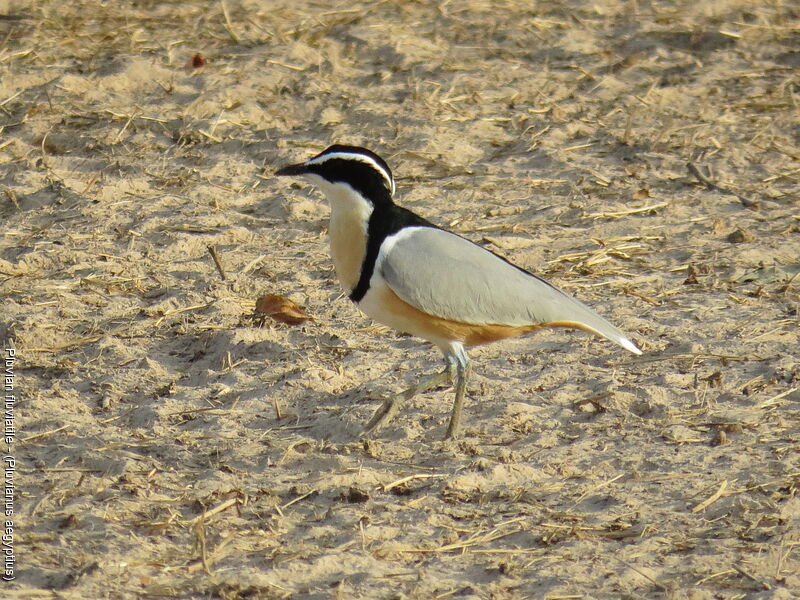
left=304, top=174, right=373, bottom=292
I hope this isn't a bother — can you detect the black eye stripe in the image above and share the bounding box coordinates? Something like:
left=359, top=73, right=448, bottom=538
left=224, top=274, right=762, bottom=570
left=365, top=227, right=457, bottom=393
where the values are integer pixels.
left=307, top=158, right=394, bottom=202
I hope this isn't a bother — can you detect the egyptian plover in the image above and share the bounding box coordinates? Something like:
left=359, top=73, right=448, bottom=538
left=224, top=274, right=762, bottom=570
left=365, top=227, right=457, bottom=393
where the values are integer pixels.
left=276, top=145, right=641, bottom=439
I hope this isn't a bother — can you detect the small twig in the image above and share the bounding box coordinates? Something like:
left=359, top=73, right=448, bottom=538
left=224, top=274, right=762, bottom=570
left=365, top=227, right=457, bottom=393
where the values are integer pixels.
left=206, top=245, right=227, bottom=280
left=220, top=0, right=241, bottom=43
left=19, top=424, right=72, bottom=445
left=187, top=532, right=238, bottom=573
left=240, top=254, right=269, bottom=276
left=623, top=287, right=662, bottom=306
left=762, top=166, right=800, bottom=183
left=155, top=303, right=211, bottom=327
left=382, top=473, right=446, bottom=492
left=687, top=162, right=759, bottom=208
left=403, top=517, right=527, bottom=554
left=573, top=392, right=612, bottom=413
left=281, top=490, right=316, bottom=511
left=732, top=563, right=771, bottom=591
left=164, top=406, right=230, bottom=418
left=755, top=386, right=798, bottom=409
left=29, top=492, right=51, bottom=516
left=0, top=89, right=24, bottom=107
left=184, top=497, right=241, bottom=525
left=571, top=473, right=624, bottom=507
left=4, top=187, right=20, bottom=209
left=612, top=351, right=764, bottom=367
left=114, top=112, right=138, bottom=143
left=585, top=202, right=667, bottom=219
left=695, top=569, right=737, bottom=585
left=192, top=518, right=212, bottom=575
left=691, top=479, right=728, bottom=513
left=563, top=141, right=596, bottom=152
left=612, top=556, right=668, bottom=592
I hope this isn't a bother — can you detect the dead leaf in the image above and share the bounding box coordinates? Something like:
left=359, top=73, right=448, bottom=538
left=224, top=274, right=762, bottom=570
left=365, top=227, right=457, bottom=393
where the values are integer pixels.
left=255, top=294, right=314, bottom=326
left=186, top=53, right=206, bottom=69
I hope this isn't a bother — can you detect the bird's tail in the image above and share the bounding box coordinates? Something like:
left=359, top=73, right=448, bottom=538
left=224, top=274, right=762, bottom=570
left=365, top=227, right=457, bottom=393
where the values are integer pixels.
left=560, top=297, right=642, bottom=355
left=538, top=285, right=642, bottom=355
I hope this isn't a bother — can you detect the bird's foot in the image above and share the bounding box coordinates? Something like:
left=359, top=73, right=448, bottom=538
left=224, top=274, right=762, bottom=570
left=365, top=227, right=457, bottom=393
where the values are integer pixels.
left=361, top=397, right=399, bottom=436
left=360, top=366, right=454, bottom=437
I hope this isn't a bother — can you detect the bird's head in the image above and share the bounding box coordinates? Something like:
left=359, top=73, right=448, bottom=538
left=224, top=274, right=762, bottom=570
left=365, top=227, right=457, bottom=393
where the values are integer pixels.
left=276, top=145, right=395, bottom=208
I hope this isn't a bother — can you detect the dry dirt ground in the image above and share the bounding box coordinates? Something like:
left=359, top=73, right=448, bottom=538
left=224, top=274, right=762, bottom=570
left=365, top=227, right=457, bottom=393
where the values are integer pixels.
left=1, top=0, right=799, bottom=598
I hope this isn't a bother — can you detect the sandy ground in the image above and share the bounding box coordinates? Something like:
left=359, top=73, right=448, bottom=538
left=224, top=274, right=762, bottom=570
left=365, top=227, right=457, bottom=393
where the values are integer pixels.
left=1, top=0, right=799, bottom=598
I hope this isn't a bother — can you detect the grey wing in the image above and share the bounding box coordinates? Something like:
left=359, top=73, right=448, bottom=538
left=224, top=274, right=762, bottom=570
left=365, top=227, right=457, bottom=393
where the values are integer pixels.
left=380, top=227, right=640, bottom=353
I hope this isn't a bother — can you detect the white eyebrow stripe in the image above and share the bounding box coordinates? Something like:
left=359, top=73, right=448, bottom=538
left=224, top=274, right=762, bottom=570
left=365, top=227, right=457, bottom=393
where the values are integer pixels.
left=305, top=151, right=395, bottom=195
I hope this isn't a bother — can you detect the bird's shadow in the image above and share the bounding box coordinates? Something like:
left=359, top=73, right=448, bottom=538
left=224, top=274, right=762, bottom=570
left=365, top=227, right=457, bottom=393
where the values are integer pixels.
left=277, top=376, right=458, bottom=444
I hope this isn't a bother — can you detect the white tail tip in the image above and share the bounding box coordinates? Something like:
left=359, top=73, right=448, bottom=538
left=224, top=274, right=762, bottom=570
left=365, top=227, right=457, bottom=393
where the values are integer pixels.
left=619, top=337, right=642, bottom=355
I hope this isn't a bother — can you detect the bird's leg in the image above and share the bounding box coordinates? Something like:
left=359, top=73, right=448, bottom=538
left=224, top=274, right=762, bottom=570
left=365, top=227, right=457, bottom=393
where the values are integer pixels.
left=444, top=344, right=471, bottom=440
left=361, top=355, right=456, bottom=435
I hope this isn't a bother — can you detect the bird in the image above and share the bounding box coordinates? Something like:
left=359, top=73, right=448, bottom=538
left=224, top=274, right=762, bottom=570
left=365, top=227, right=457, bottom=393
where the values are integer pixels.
left=276, top=145, right=642, bottom=439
